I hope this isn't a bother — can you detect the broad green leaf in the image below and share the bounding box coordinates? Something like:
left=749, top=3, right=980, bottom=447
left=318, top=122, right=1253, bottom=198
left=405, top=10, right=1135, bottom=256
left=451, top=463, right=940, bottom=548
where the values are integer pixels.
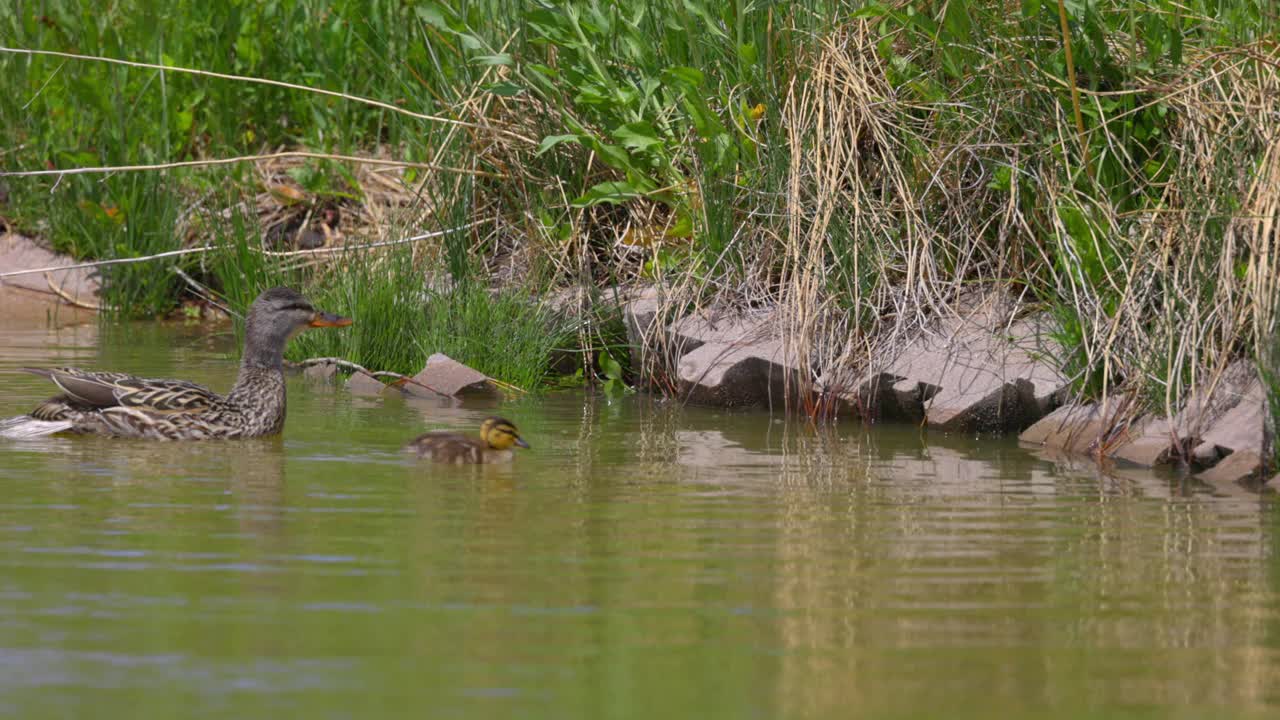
left=661, top=66, right=704, bottom=89
left=1167, top=20, right=1183, bottom=66
left=941, top=0, right=972, bottom=42
left=536, top=134, right=581, bottom=155
left=667, top=211, right=694, bottom=239
left=851, top=3, right=890, bottom=19
left=681, top=1, right=728, bottom=39
left=415, top=4, right=448, bottom=30
left=483, top=81, right=524, bottom=97
left=987, top=166, right=1012, bottom=192
left=527, top=63, right=560, bottom=79
left=612, top=121, right=663, bottom=151
left=571, top=181, right=643, bottom=207
left=601, top=352, right=623, bottom=380
left=472, top=53, right=513, bottom=66
left=578, top=136, right=635, bottom=172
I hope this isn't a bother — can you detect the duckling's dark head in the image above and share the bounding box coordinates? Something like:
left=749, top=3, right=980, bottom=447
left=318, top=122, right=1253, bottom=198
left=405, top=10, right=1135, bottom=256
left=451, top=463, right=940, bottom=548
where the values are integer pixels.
left=480, top=416, right=530, bottom=450
left=242, top=287, right=351, bottom=368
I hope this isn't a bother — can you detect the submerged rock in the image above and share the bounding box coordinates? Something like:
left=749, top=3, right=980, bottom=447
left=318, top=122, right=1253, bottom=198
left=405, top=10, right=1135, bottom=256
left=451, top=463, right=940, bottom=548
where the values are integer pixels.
left=346, top=370, right=389, bottom=396
left=860, top=294, right=1068, bottom=432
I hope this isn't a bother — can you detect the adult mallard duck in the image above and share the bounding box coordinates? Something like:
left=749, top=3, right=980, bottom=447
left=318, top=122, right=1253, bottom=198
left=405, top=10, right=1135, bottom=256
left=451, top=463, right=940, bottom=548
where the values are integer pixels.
left=404, top=416, right=530, bottom=464
left=0, top=287, right=351, bottom=440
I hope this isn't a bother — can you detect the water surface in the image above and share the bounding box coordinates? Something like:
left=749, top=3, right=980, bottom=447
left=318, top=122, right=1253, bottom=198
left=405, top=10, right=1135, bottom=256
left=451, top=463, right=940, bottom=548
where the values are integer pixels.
left=1, top=317, right=1278, bottom=719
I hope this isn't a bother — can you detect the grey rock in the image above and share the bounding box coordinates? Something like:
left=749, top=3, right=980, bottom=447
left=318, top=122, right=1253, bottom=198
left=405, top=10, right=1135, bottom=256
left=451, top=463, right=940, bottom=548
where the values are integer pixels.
left=1191, top=441, right=1223, bottom=465
left=405, top=353, right=493, bottom=398
left=623, top=286, right=662, bottom=369
left=670, top=309, right=800, bottom=409
left=1184, top=362, right=1267, bottom=483
left=0, top=232, right=101, bottom=304
left=1019, top=403, right=1118, bottom=455
left=867, top=294, right=1069, bottom=432
left=1107, top=417, right=1181, bottom=467
left=1020, top=361, right=1270, bottom=482
left=1198, top=450, right=1267, bottom=485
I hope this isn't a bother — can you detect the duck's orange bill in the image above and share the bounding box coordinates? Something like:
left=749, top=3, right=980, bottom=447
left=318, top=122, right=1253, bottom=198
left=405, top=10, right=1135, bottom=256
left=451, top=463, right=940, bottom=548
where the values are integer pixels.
left=310, top=312, right=353, bottom=327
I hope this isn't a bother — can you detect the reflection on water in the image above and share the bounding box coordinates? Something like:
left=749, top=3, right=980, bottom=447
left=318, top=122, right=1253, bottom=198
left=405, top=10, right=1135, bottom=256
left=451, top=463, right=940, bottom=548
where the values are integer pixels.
left=0, top=318, right=1278, bottom=719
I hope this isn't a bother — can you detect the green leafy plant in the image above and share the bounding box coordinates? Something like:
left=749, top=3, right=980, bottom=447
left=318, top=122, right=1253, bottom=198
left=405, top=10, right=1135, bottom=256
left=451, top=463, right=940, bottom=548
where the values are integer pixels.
left=597, top=348, right=632, bottom=397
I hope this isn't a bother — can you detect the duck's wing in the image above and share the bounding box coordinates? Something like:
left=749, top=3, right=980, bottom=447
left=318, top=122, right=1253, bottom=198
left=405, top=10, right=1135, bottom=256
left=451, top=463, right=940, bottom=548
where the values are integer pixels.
left=403, top=432, right=484, bottom=463
left=22, top=367, right=218, bottom=414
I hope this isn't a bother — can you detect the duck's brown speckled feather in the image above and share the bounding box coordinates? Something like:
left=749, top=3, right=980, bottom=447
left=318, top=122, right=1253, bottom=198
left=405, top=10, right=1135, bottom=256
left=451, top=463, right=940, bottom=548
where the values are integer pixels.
left=2, top=286, right=349, bottom=441
left=404, top=431, right=512, bottom=465
left=21, top=366, right=286, bottom=440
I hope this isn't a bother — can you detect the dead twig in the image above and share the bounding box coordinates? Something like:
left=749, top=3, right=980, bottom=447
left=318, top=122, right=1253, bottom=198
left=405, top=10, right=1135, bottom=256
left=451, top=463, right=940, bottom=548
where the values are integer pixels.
left=0, top=150, right=509, bottom=180
left=43, top=273, right=104, bottom=311
left=0, top=220, right=487, bottom=280
left=290, top=357, right=526, bottom=396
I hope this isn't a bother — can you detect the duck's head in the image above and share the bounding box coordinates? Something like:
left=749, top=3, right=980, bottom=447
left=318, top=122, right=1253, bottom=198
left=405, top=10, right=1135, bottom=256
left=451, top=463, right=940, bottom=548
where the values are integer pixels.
left=480, top=416, right=530, bottom=450
left=243, top=287, right=351, bottom=366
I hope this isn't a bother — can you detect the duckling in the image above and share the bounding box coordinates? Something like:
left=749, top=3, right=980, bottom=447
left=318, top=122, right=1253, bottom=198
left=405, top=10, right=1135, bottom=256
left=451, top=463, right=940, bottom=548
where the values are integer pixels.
left=403, top=416, right=530, bottom=464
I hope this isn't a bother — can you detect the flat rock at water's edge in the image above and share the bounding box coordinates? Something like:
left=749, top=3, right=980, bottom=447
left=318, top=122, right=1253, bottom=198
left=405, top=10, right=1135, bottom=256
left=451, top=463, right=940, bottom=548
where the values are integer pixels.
left=669, top=310, right=799, bottom=409
left=1268, top=473, right=1280, bottom=491
left=1019, top=403, right=1118, bottom=456
left=1187, top=365, right=1269, bottom=484
left=863, top=294, right=1069, bottom=432
left=1198, top=451, right=1268, bottom=485
left=404, top=353, right=492, bottom=398
left=0, top=233, right=100, bottom=304
left=1020, top=361, right=1271, bottom=485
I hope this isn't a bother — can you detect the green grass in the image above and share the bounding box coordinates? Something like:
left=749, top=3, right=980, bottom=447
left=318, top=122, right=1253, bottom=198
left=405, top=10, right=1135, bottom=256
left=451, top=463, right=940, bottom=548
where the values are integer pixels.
left=417, top=282, right=579, bottom=390
left=43, top=172, right=187, bottom=318
left=206, top=236, right=577, bottom=389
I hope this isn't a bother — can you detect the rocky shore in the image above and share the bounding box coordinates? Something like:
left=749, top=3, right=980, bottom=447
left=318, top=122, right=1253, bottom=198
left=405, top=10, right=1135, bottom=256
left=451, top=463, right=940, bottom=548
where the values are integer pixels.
left=623, top=287, right=1276, bottom=491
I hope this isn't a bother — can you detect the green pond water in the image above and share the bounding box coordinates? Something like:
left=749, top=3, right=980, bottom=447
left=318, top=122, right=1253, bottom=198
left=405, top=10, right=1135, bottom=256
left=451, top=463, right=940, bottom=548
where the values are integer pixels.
left=1, top=318, right=1278, bottom=719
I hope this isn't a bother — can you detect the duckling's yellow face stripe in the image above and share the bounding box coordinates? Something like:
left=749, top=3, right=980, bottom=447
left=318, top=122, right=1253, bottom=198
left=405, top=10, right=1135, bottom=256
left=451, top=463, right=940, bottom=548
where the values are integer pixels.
left=482, top=419, right=529, bottom=450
